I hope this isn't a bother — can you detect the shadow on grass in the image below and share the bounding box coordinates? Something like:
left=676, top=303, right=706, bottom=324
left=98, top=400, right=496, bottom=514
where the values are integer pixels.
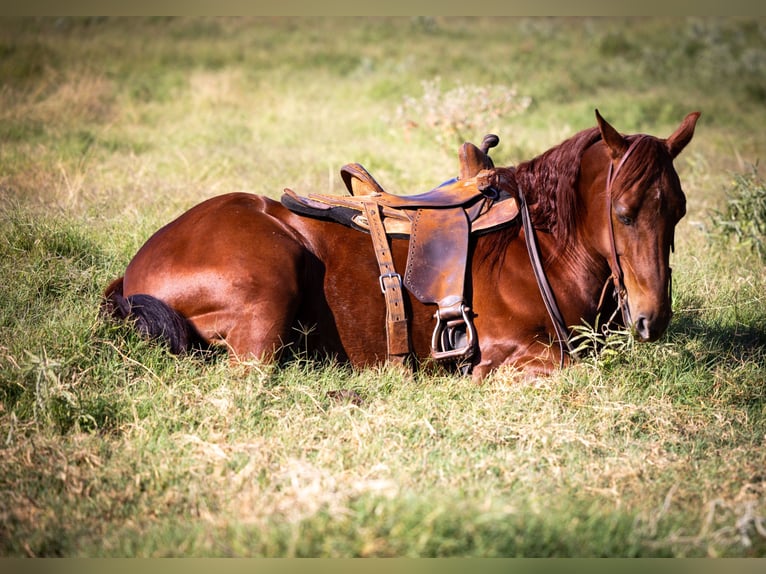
left=663, top=302, right=766, bottom=414
left=669, top=306, right=766, bottom=363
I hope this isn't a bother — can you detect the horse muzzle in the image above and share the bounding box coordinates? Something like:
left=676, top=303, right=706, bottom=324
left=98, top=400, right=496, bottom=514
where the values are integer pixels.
left=630, top=307, right=672, bottom=342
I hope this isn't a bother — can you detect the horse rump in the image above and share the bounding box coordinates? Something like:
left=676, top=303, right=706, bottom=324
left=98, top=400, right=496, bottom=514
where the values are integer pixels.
left=101, top=278, right=207, bottom=354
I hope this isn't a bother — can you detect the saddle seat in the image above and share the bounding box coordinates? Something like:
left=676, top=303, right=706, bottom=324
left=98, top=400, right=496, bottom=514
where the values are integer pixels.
left=280, top=136, right=519, bottom=366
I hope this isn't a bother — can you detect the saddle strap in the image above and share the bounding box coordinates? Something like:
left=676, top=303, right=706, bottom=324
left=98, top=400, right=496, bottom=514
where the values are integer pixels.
left=363, top=201, right=411, bottom=361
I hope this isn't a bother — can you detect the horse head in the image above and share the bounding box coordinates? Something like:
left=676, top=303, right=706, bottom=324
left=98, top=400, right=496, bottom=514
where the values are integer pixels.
left=594, top=109, right=700, bottom=342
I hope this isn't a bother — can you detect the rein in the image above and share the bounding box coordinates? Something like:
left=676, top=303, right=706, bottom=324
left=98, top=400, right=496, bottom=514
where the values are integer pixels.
left=518, top=186, right=575, bottom=367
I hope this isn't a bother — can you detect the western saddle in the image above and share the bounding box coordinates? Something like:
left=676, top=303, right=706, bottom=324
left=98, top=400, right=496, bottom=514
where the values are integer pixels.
left=281, top=135, right=520, bottom=366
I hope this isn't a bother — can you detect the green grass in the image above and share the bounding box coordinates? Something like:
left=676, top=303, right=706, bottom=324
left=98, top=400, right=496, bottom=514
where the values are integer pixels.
left=1, top=16, right=766, bottom=557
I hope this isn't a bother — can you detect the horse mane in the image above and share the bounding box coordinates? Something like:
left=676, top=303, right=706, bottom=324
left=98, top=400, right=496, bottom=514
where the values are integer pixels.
left=514, top=127, right=603, bottom=245
left=478, top=127, right=602, bottom=269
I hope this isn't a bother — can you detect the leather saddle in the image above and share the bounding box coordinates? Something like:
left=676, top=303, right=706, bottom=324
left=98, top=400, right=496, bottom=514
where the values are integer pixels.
left=281, top=135, right=519, bottom=365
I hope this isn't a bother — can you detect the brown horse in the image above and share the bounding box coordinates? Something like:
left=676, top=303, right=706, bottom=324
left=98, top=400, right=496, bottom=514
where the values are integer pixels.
left=102, top=110, right=699, bottom=379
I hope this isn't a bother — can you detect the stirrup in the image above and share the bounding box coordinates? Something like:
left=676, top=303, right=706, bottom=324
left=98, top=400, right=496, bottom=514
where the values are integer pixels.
left=431, top=304, right=476, bottom=361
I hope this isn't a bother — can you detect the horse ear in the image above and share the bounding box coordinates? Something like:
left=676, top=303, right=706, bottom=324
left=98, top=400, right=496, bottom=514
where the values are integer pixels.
left=595, top=109, right=628, bottom=160
left=666, top=111, right=701, bottom=159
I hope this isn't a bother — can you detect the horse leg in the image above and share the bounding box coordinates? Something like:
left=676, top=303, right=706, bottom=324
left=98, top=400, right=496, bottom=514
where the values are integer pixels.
left=470, top=341, right=563, bottom=382
left=198, top=296, right=303, bottom=363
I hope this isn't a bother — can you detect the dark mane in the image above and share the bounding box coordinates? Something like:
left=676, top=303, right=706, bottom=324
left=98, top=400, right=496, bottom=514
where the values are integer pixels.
left=610, top=135, right=677, bottom=203
left=478, top=127, right=602, bottom=269
left=514, top=127, right=602, bottom=245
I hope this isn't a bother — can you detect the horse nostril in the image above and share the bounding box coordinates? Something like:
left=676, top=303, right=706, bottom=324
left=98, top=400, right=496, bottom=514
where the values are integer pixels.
left=634, top=314, right=651, bottom=341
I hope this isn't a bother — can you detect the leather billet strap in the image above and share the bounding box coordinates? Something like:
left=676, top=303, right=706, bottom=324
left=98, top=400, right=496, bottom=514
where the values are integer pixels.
left=363, top=201, right=411, bottom=361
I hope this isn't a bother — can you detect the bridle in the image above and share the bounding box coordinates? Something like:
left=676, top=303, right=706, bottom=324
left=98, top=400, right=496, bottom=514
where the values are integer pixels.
left=603, top=135, right=649, bottom=329
left=518, top=185, right=573, bottom=366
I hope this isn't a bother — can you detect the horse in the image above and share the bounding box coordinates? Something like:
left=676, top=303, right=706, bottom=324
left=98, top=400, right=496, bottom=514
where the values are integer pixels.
left=102, top=110, right=700, bottom=379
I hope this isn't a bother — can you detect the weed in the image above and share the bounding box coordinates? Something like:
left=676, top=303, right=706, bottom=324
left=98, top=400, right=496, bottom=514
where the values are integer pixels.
left=394, top=77, right=532, bottom=150
left=708, top=165, right=766, bottom=261
left=569, top=316, right=635, bottom=369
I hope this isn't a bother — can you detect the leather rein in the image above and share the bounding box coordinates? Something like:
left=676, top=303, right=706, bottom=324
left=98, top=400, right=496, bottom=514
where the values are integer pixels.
left=518, top=185, right=573, bottom=367
left=518, top=135, right=649, bottom=366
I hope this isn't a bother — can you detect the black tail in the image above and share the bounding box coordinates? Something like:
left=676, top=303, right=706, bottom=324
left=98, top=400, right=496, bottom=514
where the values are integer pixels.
left=101, top=278, right=207, bottom=354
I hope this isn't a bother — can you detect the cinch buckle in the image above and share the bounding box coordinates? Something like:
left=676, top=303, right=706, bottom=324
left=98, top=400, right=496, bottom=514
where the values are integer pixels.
left=379, top=272, right=402, bottom=294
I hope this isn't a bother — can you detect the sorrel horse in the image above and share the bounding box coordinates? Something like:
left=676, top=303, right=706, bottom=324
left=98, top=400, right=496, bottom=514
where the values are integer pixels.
left=102, top=110, right=699, bottom=379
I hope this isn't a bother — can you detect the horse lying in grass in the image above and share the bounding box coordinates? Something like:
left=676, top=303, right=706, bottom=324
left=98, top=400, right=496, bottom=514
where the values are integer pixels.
left=102, top=110, right=700, bottom=379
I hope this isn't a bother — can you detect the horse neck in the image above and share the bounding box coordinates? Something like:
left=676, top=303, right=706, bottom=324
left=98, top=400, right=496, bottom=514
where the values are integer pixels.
left=521, top=136, right=613, bottom=281
left=522, top=139, right=615, bottom=319
left=471, top=134, right=617, bottom=325
left=555, top=142, right=619, bottom=320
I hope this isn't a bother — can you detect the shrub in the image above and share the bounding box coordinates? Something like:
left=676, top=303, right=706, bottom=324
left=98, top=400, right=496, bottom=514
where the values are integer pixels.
left=394, top=77, right=532, bottom=149
left=709, top=165, right=766, bottom=261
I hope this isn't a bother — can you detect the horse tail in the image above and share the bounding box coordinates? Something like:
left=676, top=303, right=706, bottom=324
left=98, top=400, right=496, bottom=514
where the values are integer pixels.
left=101, top=277, right=207, bottom=354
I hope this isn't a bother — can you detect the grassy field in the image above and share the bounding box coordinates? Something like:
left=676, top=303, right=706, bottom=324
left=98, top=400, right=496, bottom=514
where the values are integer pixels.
left=1, top=17, right=765, bottom=557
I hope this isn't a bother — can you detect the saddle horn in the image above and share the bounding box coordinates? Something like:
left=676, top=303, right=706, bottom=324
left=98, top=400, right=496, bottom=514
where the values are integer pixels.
left=459, top=134, right=499, bottom=180
left=481, top=134, right=500, bottom=155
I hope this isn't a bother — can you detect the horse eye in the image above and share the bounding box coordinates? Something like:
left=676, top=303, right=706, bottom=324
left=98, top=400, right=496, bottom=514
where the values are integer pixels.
left=618, top=214, right=634, bottom=226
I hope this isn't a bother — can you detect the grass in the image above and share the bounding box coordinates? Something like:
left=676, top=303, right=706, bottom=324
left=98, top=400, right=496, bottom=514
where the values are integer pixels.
left=1, top=16, right=766, bottom=557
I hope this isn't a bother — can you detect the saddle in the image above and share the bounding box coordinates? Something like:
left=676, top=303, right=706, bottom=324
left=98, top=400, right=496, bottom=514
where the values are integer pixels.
left=281, top=135, right=520, bottom=365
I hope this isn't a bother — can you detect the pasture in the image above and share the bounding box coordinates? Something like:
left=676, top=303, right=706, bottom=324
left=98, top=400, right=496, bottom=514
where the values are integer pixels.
left=1, top=17, right=765, bottom=557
